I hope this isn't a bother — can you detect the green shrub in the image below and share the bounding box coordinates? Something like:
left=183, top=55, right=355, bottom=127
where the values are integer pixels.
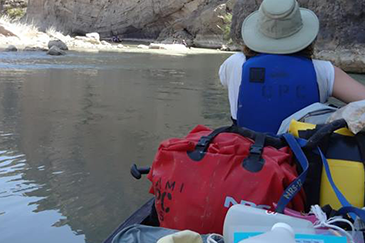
left=218, top=13, right=233, bottom=43
left=5, top=7, right=26, bottom=20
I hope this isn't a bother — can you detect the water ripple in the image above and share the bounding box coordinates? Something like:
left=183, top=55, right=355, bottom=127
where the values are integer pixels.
left=0, top=151, right=38, bottom=199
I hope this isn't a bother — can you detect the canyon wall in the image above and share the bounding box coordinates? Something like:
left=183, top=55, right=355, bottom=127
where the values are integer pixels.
left=26, top=0, right=234, bottom=48
left=26, top=0, right=365, bottom=49
left=25, top=0, right=365, bottom=71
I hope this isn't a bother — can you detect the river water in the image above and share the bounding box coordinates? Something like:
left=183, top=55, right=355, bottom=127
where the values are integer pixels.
left=0, top=50, right=364, bottom=243
left=0, top=50, right=232, bottom=243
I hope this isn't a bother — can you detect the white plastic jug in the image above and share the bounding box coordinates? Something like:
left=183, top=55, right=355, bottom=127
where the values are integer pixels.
left=223, top=204, right=315, bottom=243
left=238, top=223, right=296, bottom=243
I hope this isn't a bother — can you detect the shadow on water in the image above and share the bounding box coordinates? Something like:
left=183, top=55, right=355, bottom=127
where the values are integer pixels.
left=0, top=51, right=232, bottom=243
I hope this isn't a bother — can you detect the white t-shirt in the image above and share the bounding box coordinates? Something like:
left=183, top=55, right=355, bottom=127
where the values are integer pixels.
left=219, top=53, right=335, bottom=120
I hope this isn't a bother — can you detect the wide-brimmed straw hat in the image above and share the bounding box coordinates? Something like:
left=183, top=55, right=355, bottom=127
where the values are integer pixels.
left=241, top=0, right=319, bottom=54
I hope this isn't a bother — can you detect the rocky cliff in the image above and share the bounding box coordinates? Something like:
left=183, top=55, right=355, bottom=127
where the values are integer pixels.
left=25, top=0, right=365, bottom=72
left=26, top=0, right=234, bottom=48
left=26, top=0, right=365, bottom=49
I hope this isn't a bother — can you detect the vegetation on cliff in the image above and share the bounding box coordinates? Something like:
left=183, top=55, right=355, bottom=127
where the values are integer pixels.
left=218, top=13, right=232, bottom=43
left=0, top=0, right=26, bottom=20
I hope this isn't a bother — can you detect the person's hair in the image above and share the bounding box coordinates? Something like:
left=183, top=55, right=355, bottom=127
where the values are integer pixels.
left=242, top=41, right=315, bottom=59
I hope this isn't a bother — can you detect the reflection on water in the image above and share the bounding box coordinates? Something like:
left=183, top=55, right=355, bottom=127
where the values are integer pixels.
left=0, top=51, right=232, bottom=243
left=0, top=145, right=85, bottom=243
left=350, top=73, right=365, bottom=83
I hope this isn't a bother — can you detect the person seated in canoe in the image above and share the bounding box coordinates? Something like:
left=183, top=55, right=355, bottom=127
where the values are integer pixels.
left=219, top=0, right=365, bottom=134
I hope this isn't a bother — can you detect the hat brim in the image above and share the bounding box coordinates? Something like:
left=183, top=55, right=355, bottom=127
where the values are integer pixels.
left=241, top=8, right=319, bottom=54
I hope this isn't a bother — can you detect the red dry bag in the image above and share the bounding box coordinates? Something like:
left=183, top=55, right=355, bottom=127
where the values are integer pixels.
left=147, top=125, right=306, bottom=234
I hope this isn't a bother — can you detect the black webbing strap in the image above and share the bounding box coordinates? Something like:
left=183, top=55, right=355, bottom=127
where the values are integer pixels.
left=242, top=133, right=266, bottom=172
left=187, top=125, right=283, bottom=162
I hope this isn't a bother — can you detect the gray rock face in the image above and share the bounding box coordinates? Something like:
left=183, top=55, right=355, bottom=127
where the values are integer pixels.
left=26, top=0, right=234, bottom=48
left=48, top=39, right=68, bottom=51
left=27, top=0, right=201, bottom=37
left=157, top=0, right=236, bottom=48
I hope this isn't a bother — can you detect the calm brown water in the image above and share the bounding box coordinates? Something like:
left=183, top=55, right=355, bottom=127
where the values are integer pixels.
left=0, top=50, right=364, bottom=243
left=0, top=50, right=232, bottom=243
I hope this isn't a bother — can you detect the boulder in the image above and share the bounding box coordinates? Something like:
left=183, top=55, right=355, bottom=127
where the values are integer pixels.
left=321, top=50, right=365, bottom=74
left=86, top=32, right=100, bottom=42
left=48, top=39, right=68, bottom=50
left=47, top=46, right=66, bottom=55
left=100, top=40, right=111, bottom=46
left=5, top=45, right=17, bottom=52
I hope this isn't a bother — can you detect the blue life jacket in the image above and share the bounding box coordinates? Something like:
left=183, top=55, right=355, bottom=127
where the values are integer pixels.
left=237, top=54, right=320, bottom=133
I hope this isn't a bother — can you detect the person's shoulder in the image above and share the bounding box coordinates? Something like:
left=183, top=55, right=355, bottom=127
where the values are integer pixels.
left=311, top=58, right=335, bottom=96
left=312, top=59, right=333, bottom=68
left=312, top=59, right=334, bottom=74
left=222, top=52, right=246, bottom=66
left=228, top=52, right=246, bottom=61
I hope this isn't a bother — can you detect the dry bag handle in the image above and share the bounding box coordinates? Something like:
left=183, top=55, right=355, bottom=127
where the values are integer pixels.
left=187, top=125, right=283, bottom=161
left=305, top=119, right=347, bottom=150
left=131, top=164, right=150, bottom=180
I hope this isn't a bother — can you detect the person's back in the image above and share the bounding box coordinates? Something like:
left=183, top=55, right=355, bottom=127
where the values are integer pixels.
left=237, top=54, right=320, bottom=133
left=219, top=0, right=365, bottom=133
